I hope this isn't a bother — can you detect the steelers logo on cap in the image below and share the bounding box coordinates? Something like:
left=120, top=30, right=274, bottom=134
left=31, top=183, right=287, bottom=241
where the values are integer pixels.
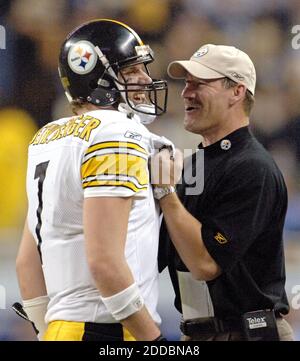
left=220, top=139, right=231, bottom=150
left=193, top=47, right=209, bottom=58
left=68, top=40, right=97, bottom=75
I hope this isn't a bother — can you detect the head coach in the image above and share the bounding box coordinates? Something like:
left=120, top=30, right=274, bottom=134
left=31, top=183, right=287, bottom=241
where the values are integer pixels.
left=152, top=44, right=294, bottom=341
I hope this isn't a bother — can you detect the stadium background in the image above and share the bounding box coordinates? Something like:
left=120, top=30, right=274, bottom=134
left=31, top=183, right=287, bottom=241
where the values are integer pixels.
left=0, top=0, right=300, bottom=341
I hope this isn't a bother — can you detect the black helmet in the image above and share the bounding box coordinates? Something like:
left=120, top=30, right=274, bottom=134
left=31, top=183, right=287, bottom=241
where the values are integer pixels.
left=58, top=19, right=168, bottom=116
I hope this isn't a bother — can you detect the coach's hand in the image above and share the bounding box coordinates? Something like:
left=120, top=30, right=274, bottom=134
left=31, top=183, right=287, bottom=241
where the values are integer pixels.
left=151, top=148, right=183, bottom=187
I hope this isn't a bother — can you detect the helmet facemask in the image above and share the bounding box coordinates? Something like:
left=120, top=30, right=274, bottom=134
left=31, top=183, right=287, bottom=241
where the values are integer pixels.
left=94, top=45, right=168, bottom=117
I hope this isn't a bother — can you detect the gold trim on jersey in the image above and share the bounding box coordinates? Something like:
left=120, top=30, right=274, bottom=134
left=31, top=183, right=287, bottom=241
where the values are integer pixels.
left=82, top=180, right=147, bottom=192
left=82, top=153, right=148, bottom=187
left=84, top=141, right=147, bottom=157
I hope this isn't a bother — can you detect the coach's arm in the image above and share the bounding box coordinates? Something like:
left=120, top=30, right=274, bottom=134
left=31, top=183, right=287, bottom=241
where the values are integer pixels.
left=152, top=149, right=221, bottom=281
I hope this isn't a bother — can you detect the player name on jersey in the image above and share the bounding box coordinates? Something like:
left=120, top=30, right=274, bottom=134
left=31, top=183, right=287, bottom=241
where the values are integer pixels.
left=30, top=115, right=101, bottom=145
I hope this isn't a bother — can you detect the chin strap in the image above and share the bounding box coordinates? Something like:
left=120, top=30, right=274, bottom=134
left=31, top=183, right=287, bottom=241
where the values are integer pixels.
left=134, top=103, right=157, bottom=124
left=118, top=102, right=157, bottom=124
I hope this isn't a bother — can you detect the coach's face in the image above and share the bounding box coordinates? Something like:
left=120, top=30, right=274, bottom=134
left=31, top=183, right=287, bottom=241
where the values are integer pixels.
left=181, top=73, right=232, bottom=135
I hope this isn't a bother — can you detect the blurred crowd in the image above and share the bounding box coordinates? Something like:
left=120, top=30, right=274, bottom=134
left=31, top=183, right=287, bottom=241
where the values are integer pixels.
left=1, top=0, right=300, bottom=232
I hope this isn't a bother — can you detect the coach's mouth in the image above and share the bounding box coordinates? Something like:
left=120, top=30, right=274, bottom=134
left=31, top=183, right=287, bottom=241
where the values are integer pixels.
left=185, top=105, right=201, bottom=113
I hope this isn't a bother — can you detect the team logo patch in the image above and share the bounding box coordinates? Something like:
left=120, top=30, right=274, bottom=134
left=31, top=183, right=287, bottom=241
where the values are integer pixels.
left=220, top=139, right=231, bottom=151
left=193, top=47, right=209, bottom=58
left=68, top=40, right=97, bottom=74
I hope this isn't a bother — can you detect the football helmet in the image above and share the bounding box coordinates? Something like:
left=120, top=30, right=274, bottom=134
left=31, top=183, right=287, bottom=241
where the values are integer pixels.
left=59, top=19, right=168, bottom=116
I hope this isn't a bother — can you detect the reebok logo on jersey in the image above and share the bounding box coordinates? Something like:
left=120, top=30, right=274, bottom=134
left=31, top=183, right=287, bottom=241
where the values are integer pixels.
left=214, top=232, right=228, bottom=244
left=124, top=131, right=142, bottom=141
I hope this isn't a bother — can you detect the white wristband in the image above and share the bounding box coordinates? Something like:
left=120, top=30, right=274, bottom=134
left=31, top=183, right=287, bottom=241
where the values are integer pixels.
left=23, top=296, right=49, bottom=341
left=101, top=283, right=144, bottom=321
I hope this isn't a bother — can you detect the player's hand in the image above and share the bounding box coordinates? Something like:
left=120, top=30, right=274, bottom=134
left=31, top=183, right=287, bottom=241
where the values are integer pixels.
left=150, top=148, right=183, bottom=187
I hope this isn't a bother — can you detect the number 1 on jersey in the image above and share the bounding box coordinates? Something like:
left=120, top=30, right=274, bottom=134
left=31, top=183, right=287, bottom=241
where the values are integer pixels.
left=34, top=161, right=50, bottom=263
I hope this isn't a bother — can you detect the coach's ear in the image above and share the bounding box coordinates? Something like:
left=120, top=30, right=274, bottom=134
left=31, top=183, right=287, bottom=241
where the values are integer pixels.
left=228, top=83, right=247, bottom=107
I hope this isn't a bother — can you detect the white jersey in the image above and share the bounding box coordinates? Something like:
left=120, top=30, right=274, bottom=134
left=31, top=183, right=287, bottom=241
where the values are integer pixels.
left=26, top=109, right=164, bottom=324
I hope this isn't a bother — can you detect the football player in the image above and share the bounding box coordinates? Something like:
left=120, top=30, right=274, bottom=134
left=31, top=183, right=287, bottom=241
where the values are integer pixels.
left=15, top=19, right=172, bottom=341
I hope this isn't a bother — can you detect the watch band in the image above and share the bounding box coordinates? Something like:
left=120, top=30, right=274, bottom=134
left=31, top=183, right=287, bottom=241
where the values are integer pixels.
left=153, top=186, right=176, bottom=200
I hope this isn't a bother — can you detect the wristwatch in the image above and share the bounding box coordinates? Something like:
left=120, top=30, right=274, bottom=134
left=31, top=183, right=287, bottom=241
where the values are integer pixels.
left=153, top=186, right=176, bottom=200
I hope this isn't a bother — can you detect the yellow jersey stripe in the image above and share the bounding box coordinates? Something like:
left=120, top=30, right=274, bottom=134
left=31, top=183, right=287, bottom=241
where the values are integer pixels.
left=85, top=141, right=147, bottom=156
left=81, top=153, right=148, bottom=186
left=82, top=180, right=147, bottom=192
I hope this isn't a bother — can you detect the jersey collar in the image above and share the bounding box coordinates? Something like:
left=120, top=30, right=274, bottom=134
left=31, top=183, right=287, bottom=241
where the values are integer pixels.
left=198, top=126, right=251, bottom=154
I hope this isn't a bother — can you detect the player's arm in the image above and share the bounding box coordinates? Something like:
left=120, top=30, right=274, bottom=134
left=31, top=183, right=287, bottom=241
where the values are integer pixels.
left=84, top=196, right=161, bottom=341
left=15, top=219, right=49, bottom=340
